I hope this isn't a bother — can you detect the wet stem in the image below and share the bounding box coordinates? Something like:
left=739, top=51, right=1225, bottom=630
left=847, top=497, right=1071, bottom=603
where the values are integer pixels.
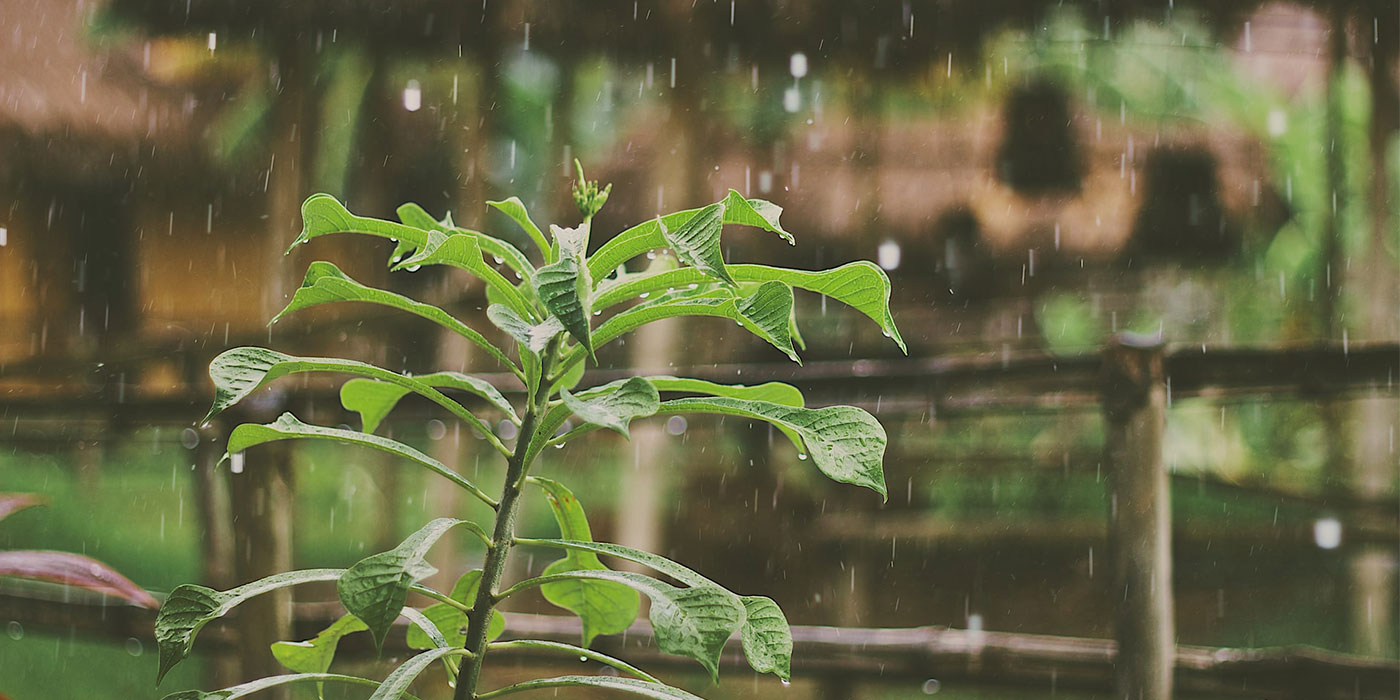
left=454, top=337, right=560, bottom=699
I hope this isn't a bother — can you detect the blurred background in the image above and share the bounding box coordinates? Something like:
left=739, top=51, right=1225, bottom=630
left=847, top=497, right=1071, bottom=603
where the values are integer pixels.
left=0, top=0, right=1397, bottom=698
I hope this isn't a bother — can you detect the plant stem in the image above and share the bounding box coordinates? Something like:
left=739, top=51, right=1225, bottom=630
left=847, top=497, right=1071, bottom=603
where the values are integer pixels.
left=454, top=339, right=559, bottom=700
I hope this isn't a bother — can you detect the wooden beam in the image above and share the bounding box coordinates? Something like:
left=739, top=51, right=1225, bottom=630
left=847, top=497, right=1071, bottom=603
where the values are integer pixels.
left=1, top=589, right=1393, bottom=699
left=1102, top=336, right=1173, bottom=700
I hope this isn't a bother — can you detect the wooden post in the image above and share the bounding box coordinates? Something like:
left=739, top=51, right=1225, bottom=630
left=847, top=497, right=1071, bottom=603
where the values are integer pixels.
left=1102, top=335, right=1173, bottom=700
left=227, top=437, right=295, bottom=688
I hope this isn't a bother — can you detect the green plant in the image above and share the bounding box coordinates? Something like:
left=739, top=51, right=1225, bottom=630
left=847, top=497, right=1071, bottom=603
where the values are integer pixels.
left=154, top=162, right=904, bottom=700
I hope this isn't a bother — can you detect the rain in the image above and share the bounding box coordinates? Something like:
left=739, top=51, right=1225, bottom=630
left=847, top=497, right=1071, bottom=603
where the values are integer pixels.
left=0, top=1, right=1397, bottom=699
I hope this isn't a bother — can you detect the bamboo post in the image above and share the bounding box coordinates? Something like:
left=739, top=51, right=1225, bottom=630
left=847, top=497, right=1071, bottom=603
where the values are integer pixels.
left=1102, top=335, right=1173, bottom=700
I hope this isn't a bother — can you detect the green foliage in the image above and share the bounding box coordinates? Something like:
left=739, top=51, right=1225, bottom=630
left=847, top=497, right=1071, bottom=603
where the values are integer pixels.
left=156, top=170, right=900, bottom=698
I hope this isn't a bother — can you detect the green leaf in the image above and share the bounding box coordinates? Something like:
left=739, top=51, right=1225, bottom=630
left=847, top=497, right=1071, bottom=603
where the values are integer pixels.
left=368, top=647, right=466, bottom=700
left=397, top=202, right=533, bottom=276
left=291, top=194, right=433, bottom=257
left=271, top=262, right=518, bottom=373
left=159, top=673, right=411, bottom=700
left=720, top=189, right=794, bottom=244
left=529, top=478, right=640, bottom=646
left=739, top=596, right=792, bottom=681
left=476, top=675, right=703, bottom=700
left=203, top=348, right=498, bottom=448
left=645, top=376, right=804, bottom=407
left=661, top=203, right=733, bottom=286
left=487, top=304, right=564, bottom=356
left=271, top=615, right=367, bottom=697
left=487, top=197, right=550, bottom=259
left=593, top=262, right=905, bottom=353
left=743, top=261, right=904, bottom=353
left=341, top=373, right=518, bottom=434
left=338, top=518, right=482, bottom=650
left=225, top=413, right=495, bottom=506
left=659, top=398, right=888, bottom=499
left=487, top=640, right=659, bottom=683
left=156, top=570, right=342, bottom=683
left=588, top=196, right=793, bottom=282
left=561, top=377, right=660, bottom=439
left=534, top=254, right=593, bottom=357
left=520, top=569, right=743, bottom=681
left=399, top=606, right=451, bottom=650
left=550, top=222, right=590, bottom=258
left=513, top=539, right=718, bottom=589
left=592, top=281, right=799, bottom=363
left=392, top=231, right=535, bottom=318
left=405, top=570, right=504, bottom=649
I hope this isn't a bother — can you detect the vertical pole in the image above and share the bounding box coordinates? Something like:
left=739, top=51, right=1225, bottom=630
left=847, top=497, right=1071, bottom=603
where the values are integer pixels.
left=192, top=424, right=235, bottom=589
left=224, top=36, right=310, bottom=695
left=1347, top=3, right=1399, bottom=658
left=1102, top=335, right=1173, bottom=700
left=227, top=438, right=294, bottom=689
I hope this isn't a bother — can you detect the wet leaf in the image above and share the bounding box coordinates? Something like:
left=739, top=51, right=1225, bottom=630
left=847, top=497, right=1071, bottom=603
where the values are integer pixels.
left=561, top=377, right=659, bottom=439
left=593, top=262, right=904, bottom=353
left=159, top=673, right=413, bottom=700
left=476, top=675, right=702, bottom=700
left=397, top=202, right=532, bottom=276
left=487, top=304, right=564, bottom=356
left=528, top=570, right=742, bottom=681
left=530, top=478, right=640, bottom=645
left=341, top=373, right=518, bottom=433
left=739, top=596, right=792, bottom=681
left=225, top=413, right=493, bottom=505
left=338, top=518, right=483, bottom=650
left=487, top=197, right=550, bottom=259
left=534, top=254, right=593, bottom=357
left=272, top=262, right=516, bottom=371
left=720, top=189, right=793, bottom=244
left=405, top=570, right=504, bottom=649
left=588, top=195, right=792, bottom=281
left=593, top=281, right=799, bottom=363
left=661, top=203, right=732, bottom=286
left=270, top=615, right=367, bottom=696
left=393, top=231, right=535, bottom=317
left=659, top=398, right=887, bottom=499
left=156, top=570, right=342, bottom=683
left=368, top=647, right=463, bottom=700
left=0, top=550, right=158, bottom=609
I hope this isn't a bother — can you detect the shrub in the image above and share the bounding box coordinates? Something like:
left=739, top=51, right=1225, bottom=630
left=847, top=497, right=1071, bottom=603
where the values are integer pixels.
left=155, top=164, right=903, bottom=700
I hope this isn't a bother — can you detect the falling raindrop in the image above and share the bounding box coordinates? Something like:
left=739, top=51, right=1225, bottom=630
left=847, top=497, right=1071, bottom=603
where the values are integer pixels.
left=230, top=452, right=245, bottom=474
left=665, top=416, right=687, bottom=435
left=180, top=428, right=200, bottom=450
left=783, top=86, right=801, bottom=113
left=789, top=52, right=808, bottom=79
left=1313, top=517, right=1342, bottom=549
left=125, top=637, right=144, bottom=656
left=402, top=80, right=423, bottom=112
left=921, top=679, right=941, bottom=694
left=6, top=621, right=21, bottom=640
left=877, top=240, right=902, bottom=271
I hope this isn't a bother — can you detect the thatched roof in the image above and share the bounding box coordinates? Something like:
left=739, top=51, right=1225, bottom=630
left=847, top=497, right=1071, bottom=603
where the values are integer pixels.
left=99, top=0, right=1278, bottom=67
left=0, top=0, right=200, bottom=184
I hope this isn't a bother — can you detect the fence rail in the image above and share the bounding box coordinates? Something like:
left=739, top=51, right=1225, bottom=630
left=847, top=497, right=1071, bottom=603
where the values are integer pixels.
left=0, top=588, right=1394, bottom=700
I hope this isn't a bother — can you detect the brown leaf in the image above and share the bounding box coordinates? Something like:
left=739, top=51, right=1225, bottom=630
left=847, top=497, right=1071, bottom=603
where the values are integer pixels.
left=0, top=550, right=158, bottom=609
left=0, top=493, right=45, bottom=523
